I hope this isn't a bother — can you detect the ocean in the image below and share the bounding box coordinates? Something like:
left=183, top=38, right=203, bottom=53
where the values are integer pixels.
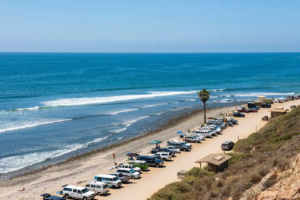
left=0, top=53, right=299, bottom=178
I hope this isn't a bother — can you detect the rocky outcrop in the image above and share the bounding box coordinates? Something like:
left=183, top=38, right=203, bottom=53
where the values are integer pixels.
left=240, top=154, right=300, bottom=200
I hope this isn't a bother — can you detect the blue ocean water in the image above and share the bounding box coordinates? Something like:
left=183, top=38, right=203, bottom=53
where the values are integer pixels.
left=0, top=53, right=299, bottom=176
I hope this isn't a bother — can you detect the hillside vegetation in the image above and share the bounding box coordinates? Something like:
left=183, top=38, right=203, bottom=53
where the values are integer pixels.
left=148, top=106, right=300, bottom=200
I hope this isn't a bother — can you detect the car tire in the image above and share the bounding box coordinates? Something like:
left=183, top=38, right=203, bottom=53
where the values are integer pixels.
left=131, top=175, right=135, bottom=179
left=156, top=163, right=159, bottom=168
left=64, top=194, right=69, bottom=199
left=83, top=197, right=88, bottom=200
left=98, top=192, right=102, bottom=196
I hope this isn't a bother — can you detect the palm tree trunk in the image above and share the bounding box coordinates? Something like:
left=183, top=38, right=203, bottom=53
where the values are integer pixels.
left=204, top=102, right=206, bottom=124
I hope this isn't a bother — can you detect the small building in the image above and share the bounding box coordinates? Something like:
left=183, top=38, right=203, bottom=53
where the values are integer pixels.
left=258, top=96, right=266, bottom=103
left=195, top=154, right=232, bottom=173
left=269, top=108, right=288, bottom=118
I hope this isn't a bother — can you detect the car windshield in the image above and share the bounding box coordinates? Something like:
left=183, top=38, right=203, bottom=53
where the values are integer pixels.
left=130, top=169, right=135, bottom=173
left=113, top=177, right=119, bottom=181
left=82, top=188, right=89, bottom=193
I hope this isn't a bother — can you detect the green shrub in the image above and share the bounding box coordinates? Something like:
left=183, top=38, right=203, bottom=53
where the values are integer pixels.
left=227, top=153, right=249, bottom=166
left=185, top=167, right=214, bottom=178
left=270, top=132, right=300, bottom=144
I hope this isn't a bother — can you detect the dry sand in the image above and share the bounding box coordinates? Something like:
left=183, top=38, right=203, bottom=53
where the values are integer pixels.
left=0, top=100, right=299, bottom=200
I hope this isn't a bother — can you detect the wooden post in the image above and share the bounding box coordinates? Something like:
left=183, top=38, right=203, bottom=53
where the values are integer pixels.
left=200, top=163, right=202, bottom=169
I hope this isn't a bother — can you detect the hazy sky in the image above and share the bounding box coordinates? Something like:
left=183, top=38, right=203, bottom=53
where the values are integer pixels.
left=1, top=0, right=300, bottom=52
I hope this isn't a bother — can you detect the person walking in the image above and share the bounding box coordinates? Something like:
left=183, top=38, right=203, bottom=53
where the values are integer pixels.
left=113, top=153, right=115, bottom=159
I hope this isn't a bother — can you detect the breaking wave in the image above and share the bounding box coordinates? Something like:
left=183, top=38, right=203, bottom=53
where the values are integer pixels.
left=0, top=118, right=73, bottom=133
left=42, top=91, right=197, bottom=107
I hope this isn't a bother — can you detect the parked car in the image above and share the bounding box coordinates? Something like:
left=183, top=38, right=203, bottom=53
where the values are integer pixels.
left=116, top=168, right=140, bottom=179
left=94, top=174, right=122, bottom=188
left=41, top=193, right=66, bottom=200
left=248, top=108, right=258, bottom=112
left=167, top=141, right=190, bottom=151
left=201, top=126, right=217, bottom=135
left=248, top=102, right=259, bottom=110
left=153, top=152, right=172, bottom=161
left=233, top=112, right=245, bottom=117
left=221, top=141, right=235, bottom=151
left=117, top=163, right=142, bottom=174
left=215, top=117, right=233, bottom=127
left=127, top=160, right=149, bottom=171
left=173, top=139, right=193, bottom=148
left=62, top=185, right=96, bottom=200
left=225, top=117, right=238, bottom=125
left=207, top=120, right=226, bottom=128
left=196, top=129, right=214, bottom=138
left=237, top=107, right=250, bottom=113
left=166, top=145, right=181, bottom=153
left=274, top=98, right=283, bottom=103
left=287, top=96, right=294, bottom=100
left=136, top=156, right=164, bottom=167
left=150, top=148, right=175, bottom=156
left=110, top=172, right=131, bottom=183
left=85, top=181, right=110, bottom=196
left=185, top=135, right=201, bottom=143
left=203, top=125, right=222, bottom=133
left=261, top=103, right=271, bottom=108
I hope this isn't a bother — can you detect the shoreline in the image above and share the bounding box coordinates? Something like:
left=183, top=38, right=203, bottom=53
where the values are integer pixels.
left=0, top=104, right=238, bottom=199
left=0, top=103, right=239, bottom=182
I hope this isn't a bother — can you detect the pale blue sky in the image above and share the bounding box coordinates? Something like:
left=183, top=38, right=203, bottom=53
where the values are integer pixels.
left=0, top=0, right=300, bottom=52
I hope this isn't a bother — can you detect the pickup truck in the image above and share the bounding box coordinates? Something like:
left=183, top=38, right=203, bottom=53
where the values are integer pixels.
left=136, top=156, right=164, bottom=167
left=150, top=148, right=175, bottom=156
left=62, top=185, right=96, bottom=200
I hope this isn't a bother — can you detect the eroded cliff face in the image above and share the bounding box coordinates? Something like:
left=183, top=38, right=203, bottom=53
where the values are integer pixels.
left=240, top=154, right=300, bottom=200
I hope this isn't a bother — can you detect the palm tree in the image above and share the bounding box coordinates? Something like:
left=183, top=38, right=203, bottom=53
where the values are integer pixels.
left=198, top=89, right=210, bottom=124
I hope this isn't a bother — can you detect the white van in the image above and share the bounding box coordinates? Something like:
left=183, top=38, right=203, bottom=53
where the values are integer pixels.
left=94, top=174, right=122, bottom=188
left=116, top=168, right=140, bottom=179
left=85, top=181, right=109, bottom=196
left=193, top=130, right=213, bottom=138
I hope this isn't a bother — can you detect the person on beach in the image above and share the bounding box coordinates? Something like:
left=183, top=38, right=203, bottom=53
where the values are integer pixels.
left=113, top=153, right=115, bottom=159
left=114, top=161, right=117, bottom=166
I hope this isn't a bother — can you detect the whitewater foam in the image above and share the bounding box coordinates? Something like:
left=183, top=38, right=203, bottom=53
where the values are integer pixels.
left=0, top=118, right=73, bottom=133
left=0, top=143, right=84, bottom=173
left=106, top=108, right=139, bottom=115
left=42, top=91, right=197, bottom=107
left=232, top=92, right=294, bottom=97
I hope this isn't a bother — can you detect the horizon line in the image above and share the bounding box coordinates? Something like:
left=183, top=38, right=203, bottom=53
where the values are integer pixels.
left=0, top=51, right=300, bottom=54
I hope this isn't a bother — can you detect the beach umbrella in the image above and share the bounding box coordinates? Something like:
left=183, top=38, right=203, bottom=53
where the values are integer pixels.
left=177, top=131, right=183, bottom=134
left=126, top=153, right=139, bottom=157
left=149, top=140, right=162, bottom=144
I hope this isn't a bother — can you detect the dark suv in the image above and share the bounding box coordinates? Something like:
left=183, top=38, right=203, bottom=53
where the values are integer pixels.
left=150, top=148, right=175, bottom=156
left=221, top=141, right=234, bottom=151
left=261, top=103, right=271, bottom=108
left=167, top=141, right=190, bottom=151
left=136, top=156, right=164, bottom=167
left=233, top=112, right=245, bottom=117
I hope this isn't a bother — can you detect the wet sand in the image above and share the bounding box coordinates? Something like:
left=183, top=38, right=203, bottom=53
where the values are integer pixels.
left=0, top=100, right=298, bottom=200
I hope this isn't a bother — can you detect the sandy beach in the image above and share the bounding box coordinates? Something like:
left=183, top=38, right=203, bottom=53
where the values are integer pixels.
left=0, top=100, right=299, bottom=200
